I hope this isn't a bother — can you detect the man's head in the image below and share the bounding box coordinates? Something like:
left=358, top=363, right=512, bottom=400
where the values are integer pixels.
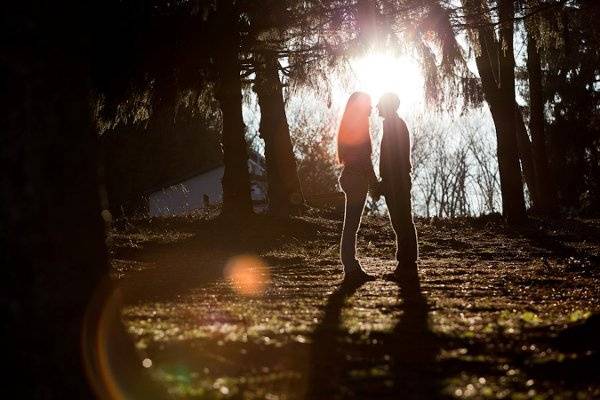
left=377, top=92, right=400, bottom=118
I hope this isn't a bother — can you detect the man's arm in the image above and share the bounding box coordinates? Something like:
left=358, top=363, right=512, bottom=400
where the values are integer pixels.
left=379, top=121, right=388, bottom=181
left=399, top=119, right=412, bottom=175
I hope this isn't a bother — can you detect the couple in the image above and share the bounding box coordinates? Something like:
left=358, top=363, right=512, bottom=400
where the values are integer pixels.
left=338, top=92, right=418, bottom=283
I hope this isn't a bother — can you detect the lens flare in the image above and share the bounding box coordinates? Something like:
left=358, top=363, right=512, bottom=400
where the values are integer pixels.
left=82, top=281, right=132, bottom=399
left=82, top=280, right=162, bottom=399
left=224, top=255, right=271, bottom=297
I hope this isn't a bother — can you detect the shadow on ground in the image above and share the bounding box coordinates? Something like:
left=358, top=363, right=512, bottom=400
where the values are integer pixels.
left=308, top=265, right=441, bottom=400
left=111, top=212, right=600, bottom=399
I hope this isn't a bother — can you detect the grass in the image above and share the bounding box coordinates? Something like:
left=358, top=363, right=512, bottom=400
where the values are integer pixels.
left=110, top=210, right=600, bottom=399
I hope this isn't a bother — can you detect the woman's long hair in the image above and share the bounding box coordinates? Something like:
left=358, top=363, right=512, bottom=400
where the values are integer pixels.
left=337, top=92, right=372, bottom=165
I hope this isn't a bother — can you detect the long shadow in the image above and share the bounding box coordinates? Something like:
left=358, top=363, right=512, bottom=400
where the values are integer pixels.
left=388, top=264, right=443, bottom=399
left=307, top=266, right=444, bottom=399
left=525, top=313, right=600, bottom=384
left=431, top=314, right=600, bottom=395
left=306, top=279, right=365, bottom=399
left=514, top=219, right=600, bottom=263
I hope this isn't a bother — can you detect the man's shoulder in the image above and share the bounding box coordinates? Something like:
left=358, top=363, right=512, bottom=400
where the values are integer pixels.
left=396, top=117, right=409, bottom=136
left=396, top=116, right=408, bottom=128
left=384, top=115, right=408, bottom=132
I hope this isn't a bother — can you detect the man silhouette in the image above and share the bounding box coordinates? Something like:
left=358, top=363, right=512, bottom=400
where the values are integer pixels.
left=377, top=93, right=418, bottom=275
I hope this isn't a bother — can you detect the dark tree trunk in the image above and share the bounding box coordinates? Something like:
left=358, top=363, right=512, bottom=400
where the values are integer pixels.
left=527, top=35, right=558, bottom=215
left=470, top=0, right=527, bottom=224
left=0, top=5, right=105, bottom=398
left=214, top=1, right=253, bottom=217
left=487, top=100, right=527, bottom=223
left=254, top=50, right=305, bottom=216
left=515, top=105, right=539, bottom=208
left=2, top=56, right=105, bottom=400
left=2, top=3, right=163, bottom=397
left=496, top=0, right=527, bottom=223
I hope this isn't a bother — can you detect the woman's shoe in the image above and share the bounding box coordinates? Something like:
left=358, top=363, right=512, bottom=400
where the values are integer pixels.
left=342, top=267, right=376, bottom=284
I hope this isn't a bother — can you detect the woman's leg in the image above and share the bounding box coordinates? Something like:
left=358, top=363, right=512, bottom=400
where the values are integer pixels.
left=340, top=172, right=368, bottom=271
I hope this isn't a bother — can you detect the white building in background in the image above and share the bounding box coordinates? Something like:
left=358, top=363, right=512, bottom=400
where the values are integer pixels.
left=147, top=155, right=267, bottom=217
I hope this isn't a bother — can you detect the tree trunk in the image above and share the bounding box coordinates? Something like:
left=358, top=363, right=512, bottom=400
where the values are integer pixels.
left=2, top=59, right=105, bottom=400
left=214, top=1, right=253, bottom=217
left=469, top=0, right=527, bottom=224
left=496, top=0, right=527, bottom=223
left=527, top=34, right=558, bottom=215
left=2, top=3, right=165, bottom=397
left=515, top=105, right=539, bottom=208
left=475, top=70, right=528, bottom=223
left=487, top=100, right=527, bottom=223
left=254, top=50, right=305, bottom=216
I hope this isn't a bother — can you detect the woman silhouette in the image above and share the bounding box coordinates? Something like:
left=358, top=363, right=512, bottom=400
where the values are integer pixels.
left=337, top=92, right=379, bottom=282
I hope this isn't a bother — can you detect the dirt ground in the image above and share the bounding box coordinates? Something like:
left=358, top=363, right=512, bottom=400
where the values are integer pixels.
left=110, top=209, right=600, bottom=399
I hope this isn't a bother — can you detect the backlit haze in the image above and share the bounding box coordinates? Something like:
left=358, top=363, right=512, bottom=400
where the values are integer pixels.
left=332, top=51, right=426, bottom=114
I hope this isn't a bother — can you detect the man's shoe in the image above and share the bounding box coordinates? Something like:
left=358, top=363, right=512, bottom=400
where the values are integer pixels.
left=384, top=264, right=418, bottom=282
left=383, top=270, right=401, bottom=281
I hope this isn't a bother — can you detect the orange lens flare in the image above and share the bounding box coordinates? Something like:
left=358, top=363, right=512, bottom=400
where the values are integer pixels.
left=224, top=255, right=271, bottom=297
left=83, top=281, right=161, bottom=399
left=82, top=281, right=130, bottom=400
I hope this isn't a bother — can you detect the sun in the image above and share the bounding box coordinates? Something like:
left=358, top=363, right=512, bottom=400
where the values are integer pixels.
left=338, top=52, right=425, bottom=112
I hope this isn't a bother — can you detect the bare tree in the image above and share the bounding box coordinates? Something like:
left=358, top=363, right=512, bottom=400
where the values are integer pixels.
left=411, top=110, right=501, bottom=218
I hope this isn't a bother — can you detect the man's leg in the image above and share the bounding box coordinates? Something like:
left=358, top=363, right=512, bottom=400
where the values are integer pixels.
left=386, top=196, right=403, bottom=263
left=387, top=191, right=418, bottom=266
left=402, top=202, right=419, bottom=264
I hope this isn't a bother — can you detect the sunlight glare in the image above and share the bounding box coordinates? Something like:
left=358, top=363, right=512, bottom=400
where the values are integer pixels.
left=338, top=52, right=424, bottom=112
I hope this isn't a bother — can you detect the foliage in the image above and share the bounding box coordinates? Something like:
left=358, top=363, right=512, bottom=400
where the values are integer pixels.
left=101, top=98, right=223, bottom=215
left=287, top=92, right=341, bottom=197
left=536, top=2, right=600, bottom=213
left=91, top=0, right=599, bottom=217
